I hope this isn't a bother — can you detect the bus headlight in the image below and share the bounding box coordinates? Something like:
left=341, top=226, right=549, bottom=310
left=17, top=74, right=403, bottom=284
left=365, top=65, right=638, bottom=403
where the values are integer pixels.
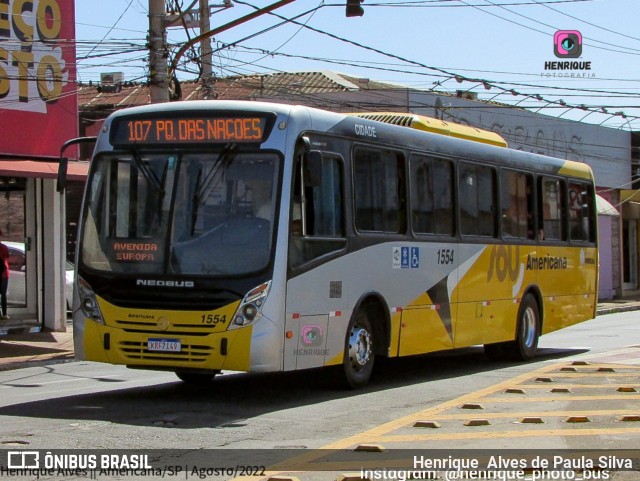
left=78, top=276, right=105, bottom=324
left=230, top=281, right=271, bottom=328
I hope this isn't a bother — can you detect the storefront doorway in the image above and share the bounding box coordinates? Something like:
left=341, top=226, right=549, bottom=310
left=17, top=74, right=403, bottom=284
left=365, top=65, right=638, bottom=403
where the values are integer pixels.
left=623, top=219, right=638, bottom=291
left=0, top=177, right=38, bottom=331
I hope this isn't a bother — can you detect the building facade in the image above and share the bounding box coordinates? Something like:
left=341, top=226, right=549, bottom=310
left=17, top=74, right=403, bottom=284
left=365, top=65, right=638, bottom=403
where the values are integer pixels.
left=75, top=71, right=635, bottom=299
left=0, top=0, right=79, bottom=333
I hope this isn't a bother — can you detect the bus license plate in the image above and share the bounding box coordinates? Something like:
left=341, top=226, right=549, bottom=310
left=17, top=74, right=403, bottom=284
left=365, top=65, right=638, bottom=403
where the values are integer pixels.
left=147, top=338, right=181, bottom=352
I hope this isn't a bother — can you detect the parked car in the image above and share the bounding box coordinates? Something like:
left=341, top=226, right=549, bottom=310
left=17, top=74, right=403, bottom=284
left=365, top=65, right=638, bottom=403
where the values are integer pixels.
left=4, top=241, right=73, bottom=310
left=65, top=260, right=74, bottom=310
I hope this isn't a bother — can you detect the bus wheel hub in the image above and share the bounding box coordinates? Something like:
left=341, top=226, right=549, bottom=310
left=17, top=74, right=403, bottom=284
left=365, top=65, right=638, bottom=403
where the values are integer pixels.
left=349, top=327, right=371, bottom=369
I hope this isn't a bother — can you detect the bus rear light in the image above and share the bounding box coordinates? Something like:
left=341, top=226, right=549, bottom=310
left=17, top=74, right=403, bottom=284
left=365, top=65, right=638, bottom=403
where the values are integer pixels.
left=230, top=281, right=271, bottom=329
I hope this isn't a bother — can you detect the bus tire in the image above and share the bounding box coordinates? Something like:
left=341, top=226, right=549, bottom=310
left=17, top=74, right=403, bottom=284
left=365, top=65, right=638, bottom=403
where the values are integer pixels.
left=506, top=294, right=540, bottom=361
left=175, top=370, right=220, bottom=384
left=484, top=294, right=540, bottom=362
left=343, top=309, right=375, bottom=389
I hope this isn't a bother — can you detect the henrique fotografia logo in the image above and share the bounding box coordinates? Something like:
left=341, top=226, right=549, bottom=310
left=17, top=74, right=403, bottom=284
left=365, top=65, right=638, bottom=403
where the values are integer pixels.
left=294, top=324, right=329, bottom=356
left=301, top=324, right=323, bottom=347
left=542, top=29, right=594, bottom=78
left=554, top=30, right=582, bottom=58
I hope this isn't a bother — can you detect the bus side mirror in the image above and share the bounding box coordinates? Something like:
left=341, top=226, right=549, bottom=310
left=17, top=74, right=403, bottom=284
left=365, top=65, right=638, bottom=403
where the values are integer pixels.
left=57, top=136, right=98, bottom=193
left=57, top=157, right=68, bottom=192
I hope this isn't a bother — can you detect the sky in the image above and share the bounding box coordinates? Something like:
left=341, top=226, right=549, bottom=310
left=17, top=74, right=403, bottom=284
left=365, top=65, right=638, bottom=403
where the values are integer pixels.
left=74, top=0, right=640, bottom=130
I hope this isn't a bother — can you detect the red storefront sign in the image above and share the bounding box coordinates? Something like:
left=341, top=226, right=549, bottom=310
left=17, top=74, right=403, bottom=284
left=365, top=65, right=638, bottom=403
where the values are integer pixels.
left=0, top=0, right=78, bottom=158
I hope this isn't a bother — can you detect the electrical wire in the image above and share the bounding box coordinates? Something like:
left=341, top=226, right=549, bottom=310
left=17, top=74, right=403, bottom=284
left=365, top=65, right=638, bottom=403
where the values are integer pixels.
left=81, top=0, right=137, bottom=67
left=213, top=0, right=636, bottom=128
left=460, top=0, right=640, bottom=56
left=531, top=0, right=640, bottom=43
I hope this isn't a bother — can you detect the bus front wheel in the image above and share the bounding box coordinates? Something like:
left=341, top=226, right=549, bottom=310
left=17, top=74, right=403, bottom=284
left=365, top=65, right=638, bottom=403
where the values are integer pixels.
left=175, top=370, right=220, bottom=384
left=343, top=309, right=375, bottom=389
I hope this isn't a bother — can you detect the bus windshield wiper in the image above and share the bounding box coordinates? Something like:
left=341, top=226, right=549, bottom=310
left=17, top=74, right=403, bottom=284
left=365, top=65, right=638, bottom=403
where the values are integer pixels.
left=130, top=148, right=162, bottom=192
left=130, top=148, right=168, bottom=223
left=193, top=143, right=237, bottom=205
left=190, top=143, right=237, bottom=235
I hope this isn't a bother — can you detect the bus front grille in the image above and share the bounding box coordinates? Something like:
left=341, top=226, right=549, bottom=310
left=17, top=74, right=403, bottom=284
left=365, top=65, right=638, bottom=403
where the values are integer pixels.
left=113, top=319, right=221, bottom=336
left=117, top=341, right=214, bottom=363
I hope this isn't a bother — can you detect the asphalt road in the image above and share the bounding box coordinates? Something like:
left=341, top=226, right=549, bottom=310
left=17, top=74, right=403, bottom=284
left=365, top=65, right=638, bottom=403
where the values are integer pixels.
left=0, top=311, right=639, bottom=479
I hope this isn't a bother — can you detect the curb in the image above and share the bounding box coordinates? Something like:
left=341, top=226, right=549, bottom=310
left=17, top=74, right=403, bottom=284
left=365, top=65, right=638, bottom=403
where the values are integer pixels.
left=597, top=304, right=640, bottom=316
left=0, top=354, right=75, bottom=372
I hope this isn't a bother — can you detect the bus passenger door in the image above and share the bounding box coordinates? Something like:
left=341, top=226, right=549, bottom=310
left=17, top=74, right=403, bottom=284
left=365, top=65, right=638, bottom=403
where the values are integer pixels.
left=283, top=148, right=348, bottom=371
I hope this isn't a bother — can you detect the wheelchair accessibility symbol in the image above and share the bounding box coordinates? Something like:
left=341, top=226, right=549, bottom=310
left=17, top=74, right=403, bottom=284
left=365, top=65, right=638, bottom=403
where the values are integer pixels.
left=395, top=246, right=419, bottom=269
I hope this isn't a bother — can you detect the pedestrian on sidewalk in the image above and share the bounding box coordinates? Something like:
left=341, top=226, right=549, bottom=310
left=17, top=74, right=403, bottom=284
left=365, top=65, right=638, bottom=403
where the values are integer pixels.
left=0, top=229, right=9, bottom=320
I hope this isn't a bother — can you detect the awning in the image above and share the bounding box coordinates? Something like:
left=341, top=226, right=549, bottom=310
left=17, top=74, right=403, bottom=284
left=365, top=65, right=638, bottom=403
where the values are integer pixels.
left=596, top=194, right=620, bottom=216
left=0, top=160, right=89, bottom=181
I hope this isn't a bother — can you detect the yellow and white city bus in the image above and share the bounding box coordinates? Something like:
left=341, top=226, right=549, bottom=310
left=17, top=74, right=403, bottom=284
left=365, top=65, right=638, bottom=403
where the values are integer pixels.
left=70, top=101, right=598, bottom=388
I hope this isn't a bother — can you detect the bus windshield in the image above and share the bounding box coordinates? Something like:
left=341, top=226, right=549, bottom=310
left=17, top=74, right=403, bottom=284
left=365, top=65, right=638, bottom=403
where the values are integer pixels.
left=81, top=149, right=279, bottom=276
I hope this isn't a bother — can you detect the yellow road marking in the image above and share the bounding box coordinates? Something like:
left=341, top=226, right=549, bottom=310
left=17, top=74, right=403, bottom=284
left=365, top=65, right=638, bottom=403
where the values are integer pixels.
left=551, top=363, right=640, bottom=370
left=322, top=363, right=561, bottom=450
left=232, top=361, right=640, bottom=479
left=417, top=409, right=640, bottom=420
left=517, top=384, right=639, bottom=389
left=540, top=372, right=640, bottom=378
left=481, top=394, right=640, bottom=403
left=375, top=427, right=640, bottom=443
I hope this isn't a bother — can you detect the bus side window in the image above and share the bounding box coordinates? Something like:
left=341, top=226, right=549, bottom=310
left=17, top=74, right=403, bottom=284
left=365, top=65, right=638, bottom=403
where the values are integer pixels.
left=289, top=151, right=346, bottom=268
left=500, top=169, right=534, bottom=240
left=353, top=147, right=406, bottom=233
left=410, top=154, right=454, bottom=236
left=538, top=177, right=566, bottom=241
left=458, top=162, right=497, bottom=237
left=568, top=181, right=595, bottom=243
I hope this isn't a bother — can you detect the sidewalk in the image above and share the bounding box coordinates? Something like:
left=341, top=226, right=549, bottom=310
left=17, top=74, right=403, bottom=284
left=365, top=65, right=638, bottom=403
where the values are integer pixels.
left=1, top=298, right=640, bottom=372
left=0, top=322, right=74, bottom=371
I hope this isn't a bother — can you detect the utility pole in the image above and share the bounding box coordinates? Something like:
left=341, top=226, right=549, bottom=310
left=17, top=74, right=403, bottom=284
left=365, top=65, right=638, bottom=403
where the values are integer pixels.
left=169, top=0, right=296, bottom=100
left=199, top=0, right=214, bottom=99
left=149, top=0, right=169, bottom=103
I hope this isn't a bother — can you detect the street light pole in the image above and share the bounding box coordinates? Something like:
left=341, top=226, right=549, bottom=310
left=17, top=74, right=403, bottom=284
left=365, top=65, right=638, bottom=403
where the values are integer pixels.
left=168, top=0, right=296, bottom=95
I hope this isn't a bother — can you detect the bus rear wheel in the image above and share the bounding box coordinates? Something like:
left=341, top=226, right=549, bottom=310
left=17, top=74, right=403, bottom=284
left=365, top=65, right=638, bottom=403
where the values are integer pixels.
left=510, top=294, right=540, bottom=360
left=485, top=294, right=540, bottom=361
left=343, top=309, right=375, bottom=389
left=175, top=370, right=220, bottom=384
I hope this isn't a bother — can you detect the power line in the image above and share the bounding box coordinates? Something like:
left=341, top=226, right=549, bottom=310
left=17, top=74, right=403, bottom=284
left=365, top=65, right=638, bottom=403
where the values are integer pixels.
left=216, top=1, right=634, bottom=127
left=461, top=0, right=640, bottom=56
left=531, top=0, right=640, bottom=44
left=82, top=0, right=137, bottom=65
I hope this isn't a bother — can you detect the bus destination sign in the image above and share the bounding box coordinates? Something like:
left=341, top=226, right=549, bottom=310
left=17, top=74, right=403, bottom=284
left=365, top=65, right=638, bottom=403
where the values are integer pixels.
left=110, top=115, right=268, bottom=146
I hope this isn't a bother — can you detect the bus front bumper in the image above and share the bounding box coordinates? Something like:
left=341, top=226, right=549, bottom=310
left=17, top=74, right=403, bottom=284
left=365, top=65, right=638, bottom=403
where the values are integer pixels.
left=79, top=318, right=253, bottom=373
